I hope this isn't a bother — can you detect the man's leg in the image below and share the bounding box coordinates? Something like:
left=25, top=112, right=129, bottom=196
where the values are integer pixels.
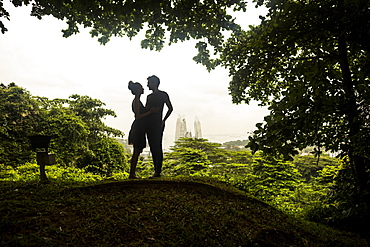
left=147, top=125, right=164, bottom=175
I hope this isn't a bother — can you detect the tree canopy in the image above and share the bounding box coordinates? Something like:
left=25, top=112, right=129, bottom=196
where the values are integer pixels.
left=0, top=83, right=40, bottom=166
left=0, top=0, right=248, bottom=70
left=218, top=0, right=370, bottom=193
left=0, top=83, right=127, bottom=174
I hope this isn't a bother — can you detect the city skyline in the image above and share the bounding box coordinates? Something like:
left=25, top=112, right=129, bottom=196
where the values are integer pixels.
left=175, top=115, right=203, bottom=141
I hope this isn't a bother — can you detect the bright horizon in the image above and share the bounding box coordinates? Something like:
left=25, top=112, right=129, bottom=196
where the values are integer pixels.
left=0, top=1, right=269, bottom=148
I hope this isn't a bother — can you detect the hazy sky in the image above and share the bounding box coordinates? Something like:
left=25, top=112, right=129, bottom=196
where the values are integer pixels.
left=0, top=1, right=269, bottom=148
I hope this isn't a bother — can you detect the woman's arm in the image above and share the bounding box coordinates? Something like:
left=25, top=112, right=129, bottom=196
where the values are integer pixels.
left=133, top=98, right=158, bottom=120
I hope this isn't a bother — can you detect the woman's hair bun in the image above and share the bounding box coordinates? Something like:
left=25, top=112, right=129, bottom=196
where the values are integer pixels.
left=128, top=81, right=134, bottom=90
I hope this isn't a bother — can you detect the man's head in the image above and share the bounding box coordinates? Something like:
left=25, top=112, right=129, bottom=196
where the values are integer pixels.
left=147, top=75, right=160, bottom=90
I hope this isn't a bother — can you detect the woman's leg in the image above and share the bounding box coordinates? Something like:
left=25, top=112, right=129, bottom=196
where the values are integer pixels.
left=129, top=148, right=141, bottom=178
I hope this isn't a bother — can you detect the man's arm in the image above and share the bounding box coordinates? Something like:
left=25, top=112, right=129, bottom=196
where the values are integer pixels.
left=162, top=98, right=173, bottom=126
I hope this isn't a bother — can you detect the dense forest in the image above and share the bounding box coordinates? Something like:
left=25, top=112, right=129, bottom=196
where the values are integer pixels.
left=0, top=83, right=368, bottom=238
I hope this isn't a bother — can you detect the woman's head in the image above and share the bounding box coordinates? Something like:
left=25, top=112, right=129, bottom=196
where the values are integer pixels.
left=128, top=81, right=143, bottom=95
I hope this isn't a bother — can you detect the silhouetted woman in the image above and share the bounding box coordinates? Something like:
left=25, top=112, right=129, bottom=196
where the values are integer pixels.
left=128, top=81, right=157, bottom=179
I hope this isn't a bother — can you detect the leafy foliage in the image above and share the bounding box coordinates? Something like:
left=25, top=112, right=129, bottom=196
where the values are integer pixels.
left=0, top=83, right=41, bottom=166
left=249, top=155, right=301, bottom=196
left=219, top=0, right=370, bottom=193
left=67, top=94, right=122, bottom=139
left=161, top=138, right=340, bottom=216
left=0, top=0, right=247, bottom=70
left=75, top=137, right=129, bottom=175
left=293, top=154, right=339, bottom=182
left=164, top=138, right=251, bottom=176
left=165, top=147, right=210, bottom=176
left=222, top=139, right=249, bottom=151
left=306, top=158, right=370, bottom=234
left=0, top=83, right=128, bottom=175
left=0, top=163, right=103, bottom=183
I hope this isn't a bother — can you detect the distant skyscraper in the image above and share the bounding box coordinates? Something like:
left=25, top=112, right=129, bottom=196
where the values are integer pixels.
left=194, top=116, right=202, bottom=138
left=175, top=115, right=202, bottom=141
left=175, top=115, right=187, bottom=141
left=181, top=118, right=188, bottom=137
left=175, top=116, right=182, bottom=141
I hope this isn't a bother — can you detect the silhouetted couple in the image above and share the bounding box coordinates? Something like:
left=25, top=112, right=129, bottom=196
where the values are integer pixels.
left=128, top=75, right=173, bottom=179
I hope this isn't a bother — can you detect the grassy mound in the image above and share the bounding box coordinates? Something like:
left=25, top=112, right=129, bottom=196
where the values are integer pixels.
left=0, top=177, right=367, bottom=246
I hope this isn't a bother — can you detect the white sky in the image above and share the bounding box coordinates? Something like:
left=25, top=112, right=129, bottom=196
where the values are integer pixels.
left=0, top=1, right=269, bottom=148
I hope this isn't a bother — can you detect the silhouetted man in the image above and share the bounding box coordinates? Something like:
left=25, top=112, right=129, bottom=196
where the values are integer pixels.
left=145, top=75, right=173, bottom=178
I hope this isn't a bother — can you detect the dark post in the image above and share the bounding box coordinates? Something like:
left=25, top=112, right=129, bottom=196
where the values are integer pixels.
left=28, top=135, right=56, bottom=183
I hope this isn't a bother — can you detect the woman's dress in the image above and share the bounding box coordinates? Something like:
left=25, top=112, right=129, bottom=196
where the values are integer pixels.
left=128, top=100, right=147, bottom=152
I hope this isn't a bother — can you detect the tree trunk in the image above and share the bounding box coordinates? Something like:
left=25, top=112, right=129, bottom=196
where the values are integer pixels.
left=337, top=0, right=368, bottom=193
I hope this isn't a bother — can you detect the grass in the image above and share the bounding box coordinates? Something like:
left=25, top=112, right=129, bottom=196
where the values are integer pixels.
left=0, top=177, right=367, bottom=246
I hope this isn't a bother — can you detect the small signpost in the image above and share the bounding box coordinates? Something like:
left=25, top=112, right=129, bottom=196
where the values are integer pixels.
left=28, top=135, right=56, bottom=183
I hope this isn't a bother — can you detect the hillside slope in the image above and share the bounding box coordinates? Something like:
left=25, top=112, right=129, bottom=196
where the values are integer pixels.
left=1, top=178, right=367, bottom=246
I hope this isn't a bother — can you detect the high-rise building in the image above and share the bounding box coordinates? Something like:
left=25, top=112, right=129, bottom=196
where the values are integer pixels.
left=194, top=116, right=202, bottom=139
left=175, top=115, right=202, bottom=141
left=175, top=116, right=183, bottom=141
left=175, top=115, right=187, bottom=141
